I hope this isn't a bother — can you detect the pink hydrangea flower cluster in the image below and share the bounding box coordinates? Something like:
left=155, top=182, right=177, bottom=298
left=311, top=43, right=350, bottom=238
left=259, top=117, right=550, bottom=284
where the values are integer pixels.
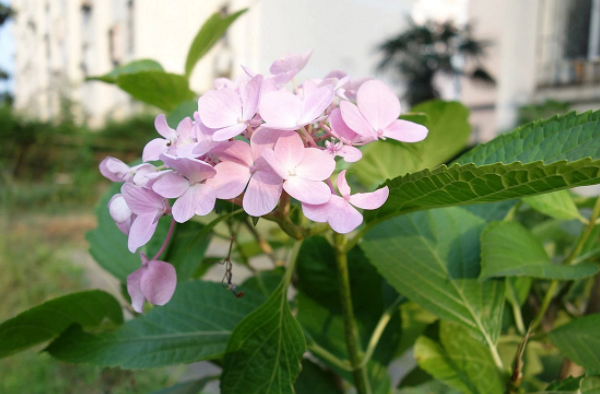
left=99, top=50, right=428, bottom=310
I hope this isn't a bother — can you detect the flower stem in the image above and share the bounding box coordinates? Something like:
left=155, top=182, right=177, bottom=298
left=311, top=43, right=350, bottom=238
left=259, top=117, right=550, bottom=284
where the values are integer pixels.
left=151, top=218, right=176, bottom=261
left=531, top=195, right=600, bottom=331
left=334, top=233, right=371, bottom=394
left=359, top=296, right=403, bottom=368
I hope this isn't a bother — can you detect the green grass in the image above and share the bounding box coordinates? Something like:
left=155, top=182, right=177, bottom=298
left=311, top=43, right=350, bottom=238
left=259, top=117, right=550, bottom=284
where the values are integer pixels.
left=0, top=205, right=181, bottom=394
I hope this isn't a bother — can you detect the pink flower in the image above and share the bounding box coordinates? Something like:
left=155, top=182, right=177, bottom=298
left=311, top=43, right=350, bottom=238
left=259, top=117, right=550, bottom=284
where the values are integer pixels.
left=143, top=115, right=199, bottom=161
left=100, top=157, right=157, bottom=185
left=269, top=49, right=313, bottom=84
left=336, top=76, right=371, bottom=101
left=127, top=253, right=177, bottom=313
left=340, top=80, right=428, bottom=142
left=262, top=132, right=335, bottom=204
left=325, top=108, right=363, bottom=162
left=152, top=154, right=217, bottom=223
left=302, top=170, right=389, bottom=234
left=208, top=128, right=283, bottom=216
left=197, top=75, right=262, bottom=141
left=121, top=183, right=170, bottom=253
left=259, top=82, right=334, bottom=130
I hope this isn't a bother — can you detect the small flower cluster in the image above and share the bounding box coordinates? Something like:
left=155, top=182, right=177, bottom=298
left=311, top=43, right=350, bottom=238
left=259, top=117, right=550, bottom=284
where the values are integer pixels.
left=100, top=50, right=427, bottom=311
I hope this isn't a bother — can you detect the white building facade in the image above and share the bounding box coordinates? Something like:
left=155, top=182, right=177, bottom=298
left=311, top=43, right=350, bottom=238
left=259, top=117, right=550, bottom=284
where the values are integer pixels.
left=11, top=0, right=421, bottom=127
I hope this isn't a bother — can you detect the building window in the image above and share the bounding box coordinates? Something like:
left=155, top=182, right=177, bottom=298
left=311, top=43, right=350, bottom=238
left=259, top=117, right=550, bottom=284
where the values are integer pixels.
left=109, top=24, right=122, bottom=67
left=564, top=0, right=592, bottom=59
left=127, top=0, right=134, bottom=54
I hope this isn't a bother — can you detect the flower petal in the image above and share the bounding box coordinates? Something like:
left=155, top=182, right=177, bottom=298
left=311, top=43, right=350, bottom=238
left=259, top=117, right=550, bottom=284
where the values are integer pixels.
left=211, top=123, right=248, bottom=142
left=250, top=127, right=284, bottom=162
left=99, top=157, right=129, bottom=182
left=338, top=145, right=362, bottom=163
left=142, top=138, right=169, bottom=162
left=140, top=260, right=177, bottom=306
left=329, top=108, right=361, bottom=143
left=383, top=119, right=428, bottom=143
left=300, top=84, right=334, bottom=124
left=295, top=148, right=335, bottom=181
left=193, top=184, right=217, bottom=216
left=152, top=172, right=190, bottom=198
left=356, top=80, right=401, bottom=130
left=259, top=91, right=303, bottom=129
left=336, top=170, right=351, bottom=198
left=206, top=161, right=251, bottom=199
left=274, top=131, right=305, bottom=172
left=340, top=100, right=375, bottom=139
left=176, top=117, right=194, bottom=140
left=121, top=183, right=164, bottom=214
left=262, top=148, right=288, bottom=180
left=283, top=176, right=331, bottom=205
left=159, top=154, right=216, bottom=184
left=301, top=200, right=331, bottom=223
left=326, top=195, right=363, bottom=234
left=212, top=140, right=253, bottom=166
left=198, top=88, right=242, bottom=128
left=108, top=194, right=132, bottom=224
left=242, top=74, right=262, bottom=121
left=269, top=49, right=312, bottom=75
left=349, top=186, right=389, bottom=210
left=155, top=114, right=177, bottom=140
left=243, top=163, right=283, bottom=216
left=127, top=267, right=146, bottom=313
left=128, top=213, right=159, bottom=253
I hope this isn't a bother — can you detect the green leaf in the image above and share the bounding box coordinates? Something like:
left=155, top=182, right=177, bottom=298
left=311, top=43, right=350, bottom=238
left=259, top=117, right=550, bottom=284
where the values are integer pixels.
left=352, top=101, right=471, bottom=188
left=480, top=221, right=599, bottom=280
left=397, top=380, right=461, bottom=394
left=220, top=280, right=306, bottom=394
left=581, top=376, right=600, bottom=393
left=549, top=314, right=600, bottom=374
left=166, top=99, right=199, bottom=128
left=86, top=59, right=163, bottom=83
left=165, top=221, right=212, bottom=281
left=523, top=190, right=581, bottom=221
left=396, top=302, right=438, bottom=357
left=414, top=322, right=505, bottom=394
left=545, top=376, right=584, bottom=391
left=241, top=268, right=284, bottom=297
left=294, top=359, right=343, bottom=394
left=46, top=281, right=264, bottom=368
left=0, top=290, right=122, bottom=359
left=506, top=277, right=532, bottom=307
left=367, top=111, right=600, bottom=223
left=184, top=9, right=247, bottom=78
left=116, top=71, right=195, bottom=111
left=86, top=183, right=172, bottom=282
left=362, top=207, right=505, bottom=344
left=149, top=377, right=215, bottom=394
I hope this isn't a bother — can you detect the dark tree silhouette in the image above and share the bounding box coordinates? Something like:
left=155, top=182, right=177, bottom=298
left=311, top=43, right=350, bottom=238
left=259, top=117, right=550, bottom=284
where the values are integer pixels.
left=377, top=19, right=494, bottom=106
left=0, top=4, right=14, bottom=26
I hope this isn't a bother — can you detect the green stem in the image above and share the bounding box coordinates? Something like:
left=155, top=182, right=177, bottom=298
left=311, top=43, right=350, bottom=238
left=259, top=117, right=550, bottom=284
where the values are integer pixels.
left=334, top=233, right=371, bottom=394
left=359, top=296, right=403, bottom=368
left=531, top=196, right=600, bottom=331
left=283, top=239, right=303, bottom=286
left=306, top=340, right=353, bottom=372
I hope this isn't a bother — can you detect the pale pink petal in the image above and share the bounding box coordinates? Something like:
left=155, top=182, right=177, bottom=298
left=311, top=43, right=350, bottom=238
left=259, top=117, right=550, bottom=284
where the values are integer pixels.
left=329, top=108, right=361, bottom=143
left=171, top=184, right=200, bottom=223
left=326, top=195, right=364, bottom=234
left=155, top=114, right=177, bottom=140
left=116, top=216, right=133, bottom=235
left=128, top=213, right=159, bottom=253
left=140, top=260, right=177, bottom=306
left=283, top=176, right=331, bottom=205
left=159, top=154, right=216, bottom=184
left=270, top=49, right=312, bottom=75
left=214, top=77, right=234, bottom=90
left=356, top=80, right=401, bottom=130
left=300, top=84, right=334, bottom=124
left=338, top=146, right=362, bottom=163
left=301, top=200, right=331, bottom=223
left=206, top=161, right=251, bottom=199
left=100, top=157, right=129, bottom=182
left=211, top=123, right=247, bottom=142
left=108, top=194, right=132, bottom=224
left=336, top=170, right=351, bottom=198
left=295, top=148, right=335, bottom=181
left=242, top=75, right=262, bottom=121
left=152, top=172, right=190, bottom=198
left=349, top=186, right=390, bottom=210
left=142, top=170, right=171, bottom=188
left=176, top=117, right=194, bottom=140
left=198, top=88, right=242, bottom=128
left=274, top=132, right=305, bottom=172
left=383, top=119, right=428, bottom=143
left=127, top=267, right=146, bottom=313
left=212, top=140, right=253, bottom=166
left=340, top=101, right=376, bottom=139
left=143, top=138, right=169, bottom=162
left=132, top=164, right=157, bottom=187
left=261, top=148, right=288, bottom=180
left=244, top=164, right=283, bottom=216
left=259, top=91, right=303, bottom=129
left=121, top=183, right=165, bottom=214
left=193, top=184, right=217, bottom=216
left=250, top=127, right=284, bottom=162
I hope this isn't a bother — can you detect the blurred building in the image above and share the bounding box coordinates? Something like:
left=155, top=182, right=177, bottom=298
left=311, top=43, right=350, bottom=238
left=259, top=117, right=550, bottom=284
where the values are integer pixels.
left=11, top=0, right=420, bottom=127
left=462, top=0, right=600, bottom=141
